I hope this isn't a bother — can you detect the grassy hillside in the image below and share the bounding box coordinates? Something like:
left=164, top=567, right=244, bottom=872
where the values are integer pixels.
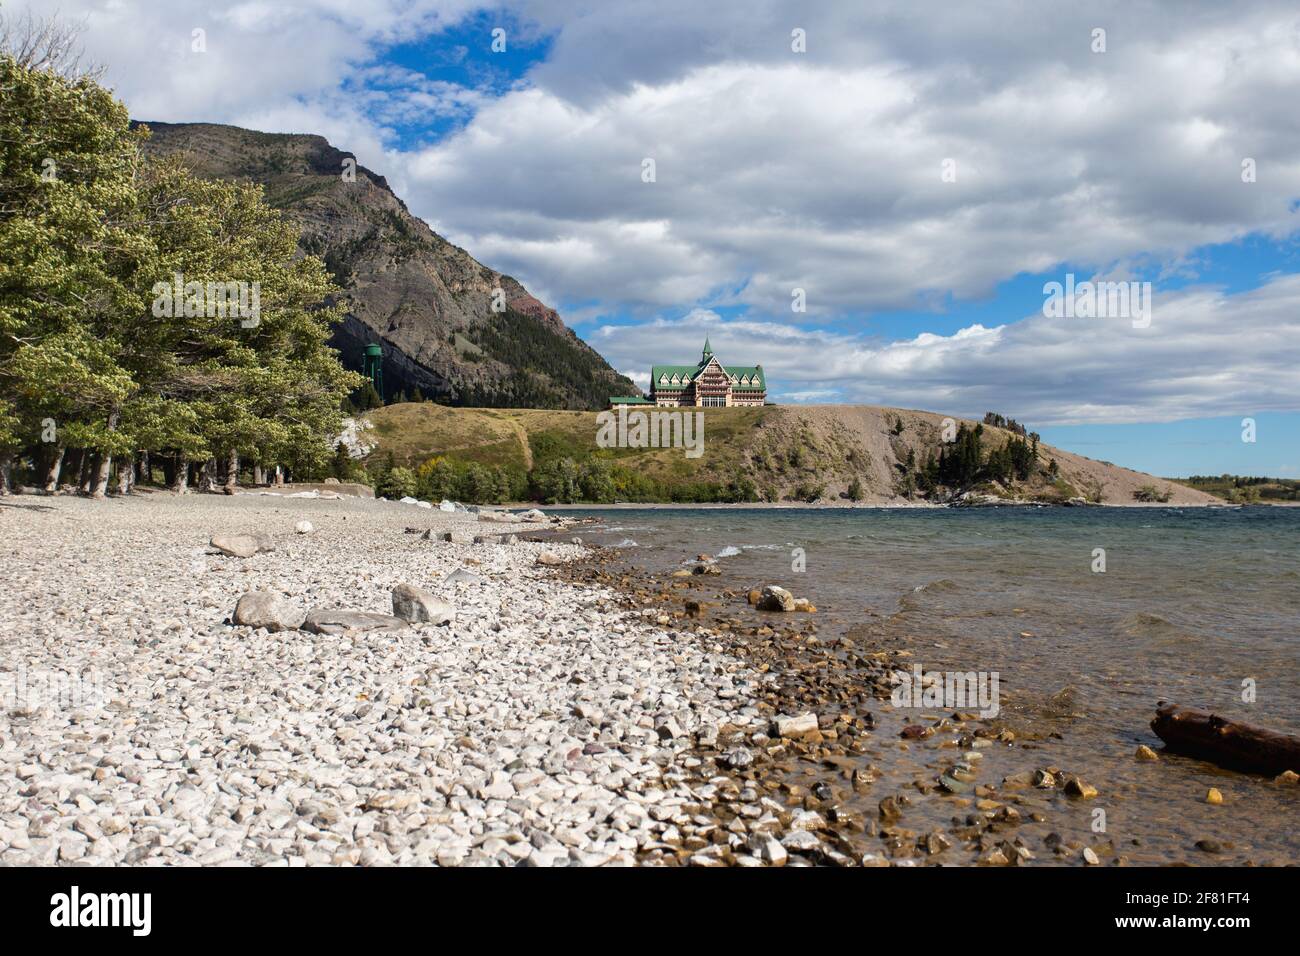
left=353, top=402, right=1219, bottom=506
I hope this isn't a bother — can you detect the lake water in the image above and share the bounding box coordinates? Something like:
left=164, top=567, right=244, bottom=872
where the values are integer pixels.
left=563, top=504, right=1300, bottom=864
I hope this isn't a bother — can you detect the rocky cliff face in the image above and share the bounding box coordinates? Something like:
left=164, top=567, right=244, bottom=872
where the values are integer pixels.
left=136, top=121, right=636, bottom=409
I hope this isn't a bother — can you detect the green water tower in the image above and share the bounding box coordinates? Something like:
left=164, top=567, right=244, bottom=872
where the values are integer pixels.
left=362, top=343, right=383, bottom=399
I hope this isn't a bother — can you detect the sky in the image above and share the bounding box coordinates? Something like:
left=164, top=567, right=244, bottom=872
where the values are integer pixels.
left=16, top=0, right=1300, bottom=476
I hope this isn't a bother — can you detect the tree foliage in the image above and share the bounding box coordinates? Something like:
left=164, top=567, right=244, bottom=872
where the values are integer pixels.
left=0, top=53, right=362, bottom=493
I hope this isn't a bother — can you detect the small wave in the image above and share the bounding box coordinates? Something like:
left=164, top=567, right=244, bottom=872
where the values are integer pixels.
left=1120, top=611, right=1177, bottom=635
left=716, top=546, right=741, bottom=558
left=914, top=579, right=960, bottom=594
left=614, top=538, right=639, bottom=548
left=1118, top=611, right=1198, bottom=647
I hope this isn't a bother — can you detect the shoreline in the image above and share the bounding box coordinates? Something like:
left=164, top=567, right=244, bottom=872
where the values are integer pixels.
left=554, top=518, right=1299, bottom=867
left=537, top=499, right=1275, bottom=510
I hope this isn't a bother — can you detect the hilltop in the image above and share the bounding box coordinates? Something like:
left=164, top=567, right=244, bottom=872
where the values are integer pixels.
left=353, top=402, right=1219, bottom=505
left=135, top=121, right=636, bottom=410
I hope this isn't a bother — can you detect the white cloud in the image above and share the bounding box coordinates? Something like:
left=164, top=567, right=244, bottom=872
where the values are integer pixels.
left=36, top=1, right=1300, bottom=320
left=404, top=31, right=1300, bottom=315
left=6, top=0, right=483, bottom=150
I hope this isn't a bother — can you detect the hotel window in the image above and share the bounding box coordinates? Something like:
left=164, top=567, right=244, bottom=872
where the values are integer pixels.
left=702, top=396, right=726, bottom=407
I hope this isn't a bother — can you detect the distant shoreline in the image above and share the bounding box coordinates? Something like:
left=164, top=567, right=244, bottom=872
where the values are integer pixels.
left=528, top=499, right=1282, bottom=510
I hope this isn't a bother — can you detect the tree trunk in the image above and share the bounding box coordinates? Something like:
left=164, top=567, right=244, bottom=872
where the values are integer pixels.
left=90, top=407, right=121, bottom=499
left=274, top=465, right=284, bottom=486
left=0, top=451, right=12, bottom=496
left=1151, top=704, right=1300, bottom=776
left=223, top=449, right=238, bottom=495
left=117, top=453, right=135, bottom=495
left=44, top=446, right=65, bottom=493
left=81, top=453, right=98, bottom=495
left=141, top=450, right=151, bottom=485
left=91, top=454, right=113, bottom=498
left=198, top=457, right=216, bottom=493
left=66, top=449, right=83, bottom=492
left=172, top=457, right=189, bottom=494
left=253, top=463, right=265, bottom=486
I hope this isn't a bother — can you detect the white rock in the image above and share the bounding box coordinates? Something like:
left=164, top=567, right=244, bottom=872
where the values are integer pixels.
left=773, top=713, right=819, bottom=738
left=781, top=830, right=822, bottom=852
left=748, top=833, right=788, bottom=866
left=233, top=591, right=305, bottom=632
left=391, top=583, right=454, bottom=625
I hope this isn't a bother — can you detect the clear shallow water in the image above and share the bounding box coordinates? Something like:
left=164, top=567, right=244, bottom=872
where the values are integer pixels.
left=572, top=505, right=1300, bottom=731
left=567, top=505, right=1300, bottom=863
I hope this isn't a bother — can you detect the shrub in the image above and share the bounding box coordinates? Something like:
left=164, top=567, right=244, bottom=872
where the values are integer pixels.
left=791, top=481, right=825, bottom=503
left=1133, top=484, right=1172, bottom=503
left=378, top=466, right=417, bottom=499
left=532, top=457, right=581, bottom=503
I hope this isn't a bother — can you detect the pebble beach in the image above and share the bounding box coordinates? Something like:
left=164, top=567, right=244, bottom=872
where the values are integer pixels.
left=0, top=492, right=778, bottom=866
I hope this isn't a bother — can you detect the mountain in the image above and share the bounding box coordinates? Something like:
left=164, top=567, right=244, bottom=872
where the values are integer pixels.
left=355, top=402, right=1221, bottom=505
left=134, top=121, right=637, bottom=410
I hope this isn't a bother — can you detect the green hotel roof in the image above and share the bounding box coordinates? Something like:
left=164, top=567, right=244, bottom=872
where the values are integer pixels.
left=650, top=359, right=766, bottom=391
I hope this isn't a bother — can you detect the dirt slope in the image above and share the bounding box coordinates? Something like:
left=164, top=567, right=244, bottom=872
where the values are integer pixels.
left=785, top=405, right=1217, bottom=505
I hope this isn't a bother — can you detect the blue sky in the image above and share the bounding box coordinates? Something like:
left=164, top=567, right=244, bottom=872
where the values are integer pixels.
left=378, top=10, right=552, bottom=149
left=1040, top=414, right=1300, bottom=479
left=36, top=0, right=1300, bottom=477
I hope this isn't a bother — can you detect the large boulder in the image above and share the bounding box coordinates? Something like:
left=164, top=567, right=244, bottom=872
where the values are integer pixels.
left=233, top=592, right=305, bottom=632
left=478, top=510, right=521, bottom=524
left=758, top=585, right=796, bottom=612
left=391, top=584, right=454, bottom=625
left=535, top=552, right=565, bottom=567
left=210, top=534, right=260, bottom=558
left=518, top=509, right=547, bottom=523
left=301, top=609, right=410, bottom=635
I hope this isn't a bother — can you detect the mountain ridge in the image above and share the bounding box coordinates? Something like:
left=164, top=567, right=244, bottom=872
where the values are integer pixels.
left=134, top=120, right=637, bottom=410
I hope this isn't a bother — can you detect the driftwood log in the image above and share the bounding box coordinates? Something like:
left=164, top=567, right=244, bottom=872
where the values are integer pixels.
left=1151, top=703, right=1300, bottom=776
